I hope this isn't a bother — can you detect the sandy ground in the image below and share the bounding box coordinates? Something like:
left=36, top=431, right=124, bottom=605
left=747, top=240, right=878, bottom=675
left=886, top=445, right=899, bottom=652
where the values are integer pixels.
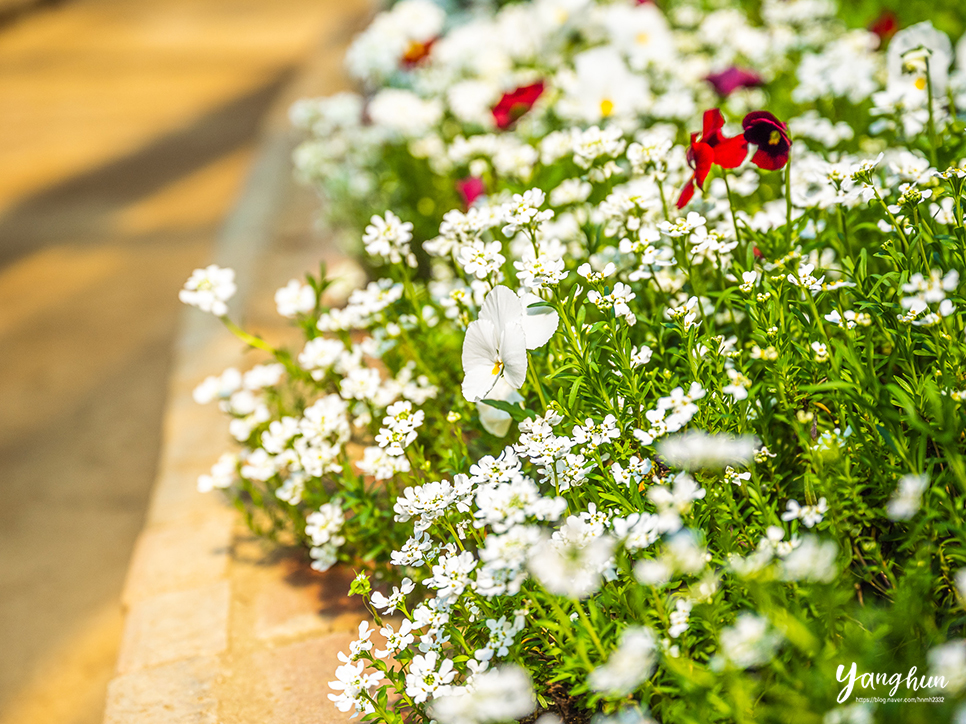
left=0, top=2, right=365, bottom=722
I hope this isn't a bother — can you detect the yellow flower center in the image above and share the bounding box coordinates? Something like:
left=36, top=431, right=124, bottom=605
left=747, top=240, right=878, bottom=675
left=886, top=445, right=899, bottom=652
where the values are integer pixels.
left=768, top=129, right=782, bottom=146
left=635, top=32, right=650, bottom=44
left=915, top=76, right=927, bottom=91
left=600, top=98, right=614, bottom=118
left=492, top=360, right=504, bottom=376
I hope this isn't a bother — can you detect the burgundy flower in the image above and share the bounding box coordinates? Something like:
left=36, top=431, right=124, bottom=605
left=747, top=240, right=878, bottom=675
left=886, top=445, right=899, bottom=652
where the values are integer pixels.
left=869, top=11, right=899, bottom=44
left=456, top=177, right=486, bottom=208
left=492, top=82, right=545, bottom=130
left=741, top=111, right=791, bottom=171
left=676, top=109, right=748, bottom=208
left=705, top=67, right=763, bottom=97
left=401, top=38, right=436, bottom=67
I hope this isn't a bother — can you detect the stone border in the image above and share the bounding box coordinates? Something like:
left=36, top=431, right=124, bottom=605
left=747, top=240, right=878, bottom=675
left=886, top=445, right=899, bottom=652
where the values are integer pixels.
left=103, top=7, right=374, bottom=719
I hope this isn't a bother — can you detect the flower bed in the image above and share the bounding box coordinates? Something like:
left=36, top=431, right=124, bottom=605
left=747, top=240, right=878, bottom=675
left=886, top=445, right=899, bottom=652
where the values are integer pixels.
left=181, top=0, right=966, bottom=722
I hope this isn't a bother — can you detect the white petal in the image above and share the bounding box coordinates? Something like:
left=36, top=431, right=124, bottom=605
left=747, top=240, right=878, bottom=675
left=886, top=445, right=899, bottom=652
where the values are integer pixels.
left=477, top=403, right=513, bottom=437
left=499, top=321, right=528, bottom=390
left=461, top=319, right=501, bottom=402
left=519, top=293, right=559, bottom=349
left=479, top=285, right=523, bottom=332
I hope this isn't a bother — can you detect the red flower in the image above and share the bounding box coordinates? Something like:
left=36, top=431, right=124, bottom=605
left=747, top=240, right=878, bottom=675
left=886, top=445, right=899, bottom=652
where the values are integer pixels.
left=742, top=111, right=791, bottom=171
left=492, top=82, right=545, bottom=130
left=869, top=11, right=899, bottom=44
left=401, top=38, right=436, bottom=67
left=456, top=177, right=486, bottom=208
left=676, top=109, right=748, bottom=208
left=705, top=67, right=763, bottom=97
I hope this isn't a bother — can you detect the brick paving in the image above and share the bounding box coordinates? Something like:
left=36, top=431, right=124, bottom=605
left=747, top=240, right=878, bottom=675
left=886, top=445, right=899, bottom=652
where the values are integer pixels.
left=0, top=1, right=370, bottom=722
left=101, top=5, right=375, bottom=716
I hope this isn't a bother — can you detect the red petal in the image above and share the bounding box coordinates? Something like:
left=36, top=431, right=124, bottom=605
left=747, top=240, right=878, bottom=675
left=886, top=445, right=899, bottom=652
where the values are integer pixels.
left=751, top=147, right=789, bottom=171
left=692, top=142, right=714, bottom=188
left=713, top=135, right=749, bottom=168
left=676, top=178, right=696, bottom=209
left=701, top=109, right=725, bottom=140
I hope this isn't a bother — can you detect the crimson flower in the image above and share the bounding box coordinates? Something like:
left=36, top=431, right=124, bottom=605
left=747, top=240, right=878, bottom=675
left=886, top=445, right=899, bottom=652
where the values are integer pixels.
left=869, top=11, right=899, bottom=44
left=456, top=177, right=486, bottom=208
left=705, top=67, right=763, bottom=97
left=676, top=109, right=748, bottom=209
left=742, top=111, right=791, bottom=171
left=492, top=82, right=544, bottom=130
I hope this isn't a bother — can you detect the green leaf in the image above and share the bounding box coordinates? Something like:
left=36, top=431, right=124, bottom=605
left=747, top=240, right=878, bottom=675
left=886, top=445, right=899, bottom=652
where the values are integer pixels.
left=479, top=398, right=537, bottom=421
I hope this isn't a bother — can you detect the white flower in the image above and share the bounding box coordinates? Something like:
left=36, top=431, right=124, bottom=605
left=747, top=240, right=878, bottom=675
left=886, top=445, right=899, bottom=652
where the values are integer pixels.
left=588, top=626, right=657, bottom=696
left=305, top=502, right=346, bottom=547
left=668, top=599, right=692, bottom=638
left=478, top=378, right=524, bottom=437
left=179, top=265, right=236, bottom=316
left=363, top=211, right=416, bottom=266
left=461, top=286, right=559, bottom=402
left=406, top=651, right=456, bottom=704
left=328, top=658, right=382, bottom=716
left=368, top=89, right=443, bottom=136
left=528, top=520, right=615, bottom=599
left=713, top=613, right=783, bottom=670
left=956, top=568, right=966, bottom=605
left=557, top=46, right=649, bottom=123
left=630, top=345, right=653, bottom=366
left=657, top=431, right=756, bottom=470
left=887, top=472, right=929, bottom=520
left=375, top=620, right=415, bottom=659
left=274, top=279, right=316, bottom=317
left=430, top=665, right=535, bottom=724
left=781, top=497, right=828, bottom=528
left=370, top=577, right=415, bottom=614
left=928, top=641, right=966, bottom=694
left=197, top=452, right=237, bottom=493
left=193, top=367, right=242, bottom=404
left=780, top=535, right=838, bottom=583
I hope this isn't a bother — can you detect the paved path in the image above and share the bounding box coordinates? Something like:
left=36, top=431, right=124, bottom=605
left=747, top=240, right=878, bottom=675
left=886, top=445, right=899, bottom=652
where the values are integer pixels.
left=0, top=2, right=368, bottom=722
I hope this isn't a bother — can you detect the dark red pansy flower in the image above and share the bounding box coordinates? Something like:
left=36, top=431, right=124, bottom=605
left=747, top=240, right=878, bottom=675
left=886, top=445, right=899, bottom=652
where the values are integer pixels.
left=742, top=110, right=791, bottom=171
left=869, top=11, right=899, bottom=44
left=705, top=67, right=763, bottom=97
left=492, top=82, right=545, bottom=130
left=401, top=38, right=436, bottom=67
left=456, top=177, right=486, bottom=208
left=676, top=109, right=748, bottom=208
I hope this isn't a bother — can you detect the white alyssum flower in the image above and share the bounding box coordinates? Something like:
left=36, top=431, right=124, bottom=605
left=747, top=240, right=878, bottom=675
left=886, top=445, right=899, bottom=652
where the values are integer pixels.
left=179, top=265, right=236, bottom=316
left=193, top=367, right=242, bottom=404
left=363, top=210, right=417, bottom=266
left=461, top=286, right=559, bottom=402
left=305, top=502, right=346, bottom=547
left=197, top=452, right=237, bottom=493
left=781, top=498, right=828, bottom=528
left=928, top=640, right=966, bottom=694
left=713, top=613, right=783, bottom=670
left=588, top=626, right=657, bottom=696
left=430, top=665, right=535, bottom=724
left=274, top=279, right=316, bottom=317
left=779, top=535, right=838, bottom=583
left=657, top=431, right=756, bottom=470
left=528, top=518, right=616, bottom=599
left=406, top=651, right=457, bottom=704
left=887, top=472, right=929, bottom=520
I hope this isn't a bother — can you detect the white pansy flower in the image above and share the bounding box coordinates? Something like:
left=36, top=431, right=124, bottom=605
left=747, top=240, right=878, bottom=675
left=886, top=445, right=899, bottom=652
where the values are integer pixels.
left=461, top=286, right=559, bottom=402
